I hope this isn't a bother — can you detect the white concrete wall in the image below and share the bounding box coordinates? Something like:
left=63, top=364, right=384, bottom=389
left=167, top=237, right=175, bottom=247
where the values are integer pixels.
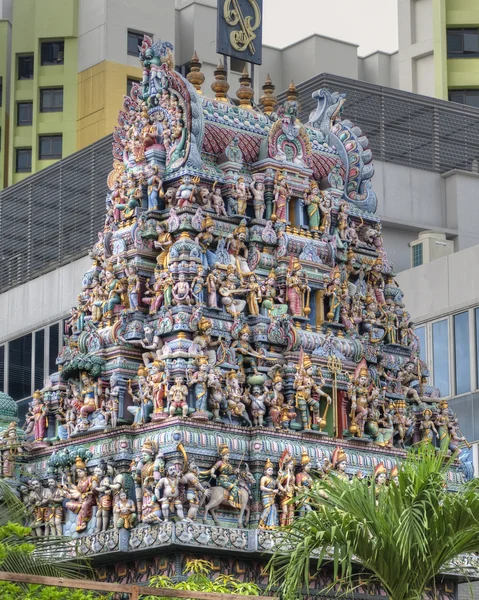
left=414, top=52, right=434, bottom=96
left=397, top=0, right=434, bottom=94
left=77, top=0, right=176, bottom=72
left=0, top=256, right=91, bottom=344
left=397, top=244, right=479, bottom=322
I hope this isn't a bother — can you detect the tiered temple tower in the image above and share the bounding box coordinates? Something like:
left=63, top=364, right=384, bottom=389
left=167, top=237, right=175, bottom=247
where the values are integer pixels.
left=0, top=37, right=474, bottom=597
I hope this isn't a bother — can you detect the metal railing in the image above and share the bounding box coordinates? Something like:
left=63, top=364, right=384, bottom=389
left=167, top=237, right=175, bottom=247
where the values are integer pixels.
left=278, top=73, right=479, bottom=174
left=0, top=136, right=111, bottom=293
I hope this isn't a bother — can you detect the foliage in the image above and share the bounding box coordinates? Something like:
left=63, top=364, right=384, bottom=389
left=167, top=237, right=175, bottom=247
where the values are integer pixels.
left=0, top=479, right=90, bottom=580
left=146, top=559, right=262, bottom=598
left=267, top=443, right=479, bottom=600
left=0, top=582, right=108, bottom=600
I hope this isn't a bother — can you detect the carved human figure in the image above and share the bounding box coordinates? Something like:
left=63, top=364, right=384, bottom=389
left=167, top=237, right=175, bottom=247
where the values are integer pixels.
left=331, top=447, right=349, bottom=482
left=277, top=450, right=295, bottom=527
left=114, top=491, right=137, bottom=529
left=225, top=370, right=252, bottom=426
left=154, top=223, right=173, bottom=270
left=95, top=462, right=113, bottom=532
left=319, top=190, right=333, bottom=235
left=285, top=260, right=309, bottom=317
left=303, top=181, right=321, bottom=231
left=294, top=355, right=331, bottom=430
left=206, top=267, right=220, bottom=309
left=195, top=216, right=217, bottom=270
left=249, top=384, right=268, bottom=427
left=26, top=391, right=48, bottom=442
left=246, top=273, right=262, bottom=316
left=176, top=175, right=197, bottom=208
left=348, top=362, right=376, bottom=438
left=64, top=456, right=98, bottom=533
left=328, top=163, right=344, bottom=191
left=133, top=440, right=157, bottom=521
left=155, top=464, right=185, bottom=521
left=127, top=367, right=153, bottom=426
left=209, top=184, right=228, bottom=217
left=231, top=324, right=258, bottom=375
left=250, top=178, right=265, bottom=220
left=258, top=458, right=279, bottom=529
left=125, top=264, right=140, bottom=311
left=233, top=177, right=250, bottom=216
left=172, top=273, right=191, bottom=306
left=167, top=376, right=189, bottom=418
left=206, top=443, right=241, bottom=509
left=0, top=423, right=23, bottom=478
left=182, top=459, right=209, bottom=521
left=145, top=164, right=163, bottom=211
left=45, top=476, right=65, bottom=537
left=192, top=317, right=222, bottom=365
left=295, top=451, right=313, bottom=516
left=324, top=269, right=342, bottom=323
left=188, top=357, right=210, bottom=413
left=337, top=202, right=349, bottom=240
left=273, top=173, right=290, bottom=222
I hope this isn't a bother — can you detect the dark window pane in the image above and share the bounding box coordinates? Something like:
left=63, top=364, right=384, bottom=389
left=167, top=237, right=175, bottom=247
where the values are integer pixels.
left=8, top=334, right=32, bottom=401
left=18, top=54, right=34, bottom=79
left=447, top=31, right=462, bottom=53
left=15, top=148, right=32, bottom=173
left=0, top=77, right=2, bottom=107
left=449, top=90, right=465, bottom=104
left=465, top=91, right=479, bottom=108
left=475, top=308, right=479, bottom=390
left=415, top=326, right=426, bottom=363
left=432, top=319, right=450, bottom=396
left=126, top=77, right=140, bottom=96
left=127, top=30, right=149, bottom=56
left=464, top=31, right=479, bottom=53
left=17, top=102, right=33, bottom=126
left=41, top=41, right=64, bottom=65
left=40, top=87, right=63, bottom=112
left=39, top=135, right=62, bottom=159
left=412, top=242, right=423, bottom=267
left=49, top=323, right=59, bottom=375
left=34, top=329, right=45, bottom=391
left=0, top=346, right=4, bottom=392
left=454, top=311, right=471, bottom=395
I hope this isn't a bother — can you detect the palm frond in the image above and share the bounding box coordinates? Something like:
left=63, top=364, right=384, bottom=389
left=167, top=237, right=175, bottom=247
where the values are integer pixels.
left=267, top=444, right=479, bottom=600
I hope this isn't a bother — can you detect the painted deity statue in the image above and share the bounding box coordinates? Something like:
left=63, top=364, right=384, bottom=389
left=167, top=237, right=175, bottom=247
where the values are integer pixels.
left=295, top=451, right=313, bottom=516
left=187, top=357, right=210, bottom=413
left=195, top=216, right=217, bottom=270
left=331, top=446, right=349, bottom=482
left=167, top=376, right=189, bottom=418
left=205, top=443, right=241, bottom=509
left=277, top=450, right=295, bottom=527
left=233, top=177, right=250, bottom=216
left=303, top=180, right=321, bottom=231
left=348, top=361, right=377, bottom=438
left=285, top=259, right=309, bottom=317
left=294, top=354, right=331, bottom=430
left=155, top=463, right=185, bottom=521
left=133, top=440, right=160, bottom=523
left=273, top=173, right=290, bottom=222
left=258, top=458, right=279, bottom=529
left=250, top=178, right=265, bottom=220
left=24, top=390, right=48, bottom=442
left=64, top=456, right=99, bottom=533
left=114, top=491, right=137, bottom=530
left=176, top=174, right=198, bottom=208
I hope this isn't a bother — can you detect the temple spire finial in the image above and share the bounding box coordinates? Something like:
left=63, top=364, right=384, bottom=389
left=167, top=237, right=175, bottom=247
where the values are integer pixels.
left=287, top=80, right=298, bottom=102
left=211, top=61, right=230, bottom=102
left=260, top=73, right=277, bottom=116
left=186, top=50, right=205, bottom=94
left=236, top=65, right=254, bottom=109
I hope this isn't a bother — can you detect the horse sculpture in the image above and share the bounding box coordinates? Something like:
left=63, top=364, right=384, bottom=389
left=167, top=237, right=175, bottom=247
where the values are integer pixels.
left=201, top=465, right=254, bottom=528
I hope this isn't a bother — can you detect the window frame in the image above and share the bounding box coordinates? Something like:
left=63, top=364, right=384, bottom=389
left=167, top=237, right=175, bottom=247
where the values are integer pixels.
left=40, top=87, right=64, bottom=112
left=449, top=89, right=479, bottom=108
left=40, top=40, right=65, bottom=66
left=431, top=317, right=452, bottom=398
left=127, top=30, right=151, bottom=57
left=126, top=77, right=141, bottom=97
left=17, top=101, right=33, bottom=126
left=453, top=310, right=472, bottom=396
left=17, top=54, right=34, bottom=80
left=38, top=134, right=62, bottom=160
left=411, top=242, right=423, bottom=268
left=447, top=28, right=479, bottom=58
left=15, top=147, right=32, bottom=173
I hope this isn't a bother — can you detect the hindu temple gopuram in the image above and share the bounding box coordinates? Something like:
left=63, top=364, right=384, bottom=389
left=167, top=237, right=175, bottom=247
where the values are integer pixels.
left=0, top=37, right=475, bottom=597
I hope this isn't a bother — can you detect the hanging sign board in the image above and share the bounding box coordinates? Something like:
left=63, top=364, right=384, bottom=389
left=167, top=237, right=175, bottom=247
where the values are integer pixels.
left=216, top=0, right=263, bottom=65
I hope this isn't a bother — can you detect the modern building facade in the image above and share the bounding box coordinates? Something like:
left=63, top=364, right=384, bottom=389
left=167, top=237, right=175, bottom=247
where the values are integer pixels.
left=397, top=242, right=479, bottom=471
left=398, top=0, right=479, bottom=103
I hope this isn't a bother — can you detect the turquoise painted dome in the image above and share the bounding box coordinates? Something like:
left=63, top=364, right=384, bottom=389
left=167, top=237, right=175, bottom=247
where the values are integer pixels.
left=0, top=392, right=18, bottom=423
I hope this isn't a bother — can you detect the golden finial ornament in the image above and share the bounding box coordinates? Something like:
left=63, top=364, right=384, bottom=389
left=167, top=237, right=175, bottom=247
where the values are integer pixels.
left=236, top=65, right=254, bottom=109
left=187, top=51, right=205, bottom=94
left=260, top=73, right=277, bottom=115
left=211, top=62, right=230, bottom=102
left=287, top=80, right=298, bottom=102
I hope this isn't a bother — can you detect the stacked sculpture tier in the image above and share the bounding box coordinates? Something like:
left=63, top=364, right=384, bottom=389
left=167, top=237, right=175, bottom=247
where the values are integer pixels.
left=0, top=35, right=472, bottom=596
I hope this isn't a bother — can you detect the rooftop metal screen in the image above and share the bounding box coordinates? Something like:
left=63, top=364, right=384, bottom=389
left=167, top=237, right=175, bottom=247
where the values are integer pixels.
left=1, top=75, right=479, bottom=294
left=279, top=73, right=479, bottom=174
left=0, top=136, right=111, bottom=293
